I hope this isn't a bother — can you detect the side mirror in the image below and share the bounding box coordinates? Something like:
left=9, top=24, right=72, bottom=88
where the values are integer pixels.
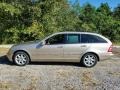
left=40, top=41, right=45, bottom=46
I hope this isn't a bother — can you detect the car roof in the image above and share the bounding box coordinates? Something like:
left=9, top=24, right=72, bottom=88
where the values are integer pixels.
left=53, top=32, right=100, bottom=36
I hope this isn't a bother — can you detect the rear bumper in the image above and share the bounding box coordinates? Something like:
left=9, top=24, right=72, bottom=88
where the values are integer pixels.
left=100, top=52, right=114, bottom=61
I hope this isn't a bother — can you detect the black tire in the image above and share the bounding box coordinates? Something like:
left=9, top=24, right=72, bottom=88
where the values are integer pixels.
left=81, top=53, right=98, bottom=68
left=13, top=51, right=30, bottom=66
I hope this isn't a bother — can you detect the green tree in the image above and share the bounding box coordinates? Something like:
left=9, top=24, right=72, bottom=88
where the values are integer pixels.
left=78, top=3, right=96, bottom=31
left=0, top=0, right=78, bottom=44
left=96, top=3, right=119, bottom=42
left=97, top=3, right=111, bottom=15
left=0, top=0, right=120, bottom=44
left=113, top=4, right=120, bottom=20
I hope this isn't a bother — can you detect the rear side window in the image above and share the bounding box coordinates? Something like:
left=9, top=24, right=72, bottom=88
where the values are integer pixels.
left=66, top=34, right=80, bottom=44
left=81, top=34, right=107, bottom=43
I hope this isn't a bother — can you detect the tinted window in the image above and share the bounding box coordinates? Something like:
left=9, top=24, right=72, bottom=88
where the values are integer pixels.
left=66, top=34, right=79, bottom=44
left=81, top=34, right=107, bottom=43
left=46, top=34, right=65, bottom=45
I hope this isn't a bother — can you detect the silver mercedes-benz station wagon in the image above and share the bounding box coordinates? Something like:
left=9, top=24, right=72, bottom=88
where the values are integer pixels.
left=7, top=32, right=113, bottom=67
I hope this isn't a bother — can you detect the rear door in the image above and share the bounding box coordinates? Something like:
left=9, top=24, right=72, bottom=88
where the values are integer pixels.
left=63, top=34, right=87, bottom=62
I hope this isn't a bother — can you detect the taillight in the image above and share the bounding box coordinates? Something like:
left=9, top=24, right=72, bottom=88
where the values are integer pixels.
left=108, top=45, right=113, bottom=52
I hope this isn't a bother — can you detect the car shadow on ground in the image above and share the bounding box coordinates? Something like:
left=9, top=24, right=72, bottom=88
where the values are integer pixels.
left=29, top=62, right=82, bottom=67
left=0, top=55, right=13, bottom=65
left=0, top=55, right=83, bottom=67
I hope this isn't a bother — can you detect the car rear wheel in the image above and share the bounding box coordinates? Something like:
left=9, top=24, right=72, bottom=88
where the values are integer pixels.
left=13, top=51, right=30, bottom=66
left=82, top=53, right=98, bottom=68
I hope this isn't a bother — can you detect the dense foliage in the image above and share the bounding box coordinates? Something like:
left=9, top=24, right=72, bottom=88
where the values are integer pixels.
left=0, top=0, right=120, bottom=44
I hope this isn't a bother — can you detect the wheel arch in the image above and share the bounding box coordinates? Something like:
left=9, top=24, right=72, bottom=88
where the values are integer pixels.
left=81, top=52, right=100, bottom=62
left=12, top=50, right=31, bottom=62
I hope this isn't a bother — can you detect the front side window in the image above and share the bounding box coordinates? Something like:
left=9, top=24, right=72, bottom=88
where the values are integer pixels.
left=46, top=34, right=65, bottom=45
left=81, top=34, right=107, bottom=43
left=66, top=34, right=80, bottom=44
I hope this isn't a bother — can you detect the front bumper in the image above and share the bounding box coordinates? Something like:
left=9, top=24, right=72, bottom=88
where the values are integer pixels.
left=7, top=50, right=13, bottom=62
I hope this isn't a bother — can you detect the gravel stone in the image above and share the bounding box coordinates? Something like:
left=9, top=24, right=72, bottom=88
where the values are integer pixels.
left=0, top=47, right=120, bottom=90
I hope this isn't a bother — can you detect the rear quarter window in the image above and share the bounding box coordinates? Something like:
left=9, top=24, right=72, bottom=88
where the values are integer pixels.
left=81, top=34, right=107, bottom=43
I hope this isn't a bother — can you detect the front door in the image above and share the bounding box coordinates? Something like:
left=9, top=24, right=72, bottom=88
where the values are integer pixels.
left=35, top=34, right=65, bottom=61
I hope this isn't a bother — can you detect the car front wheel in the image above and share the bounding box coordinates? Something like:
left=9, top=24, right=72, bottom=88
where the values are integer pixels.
left=82, top=53, right=98, bottom=68
left=13, top=51, right=30, bottom=66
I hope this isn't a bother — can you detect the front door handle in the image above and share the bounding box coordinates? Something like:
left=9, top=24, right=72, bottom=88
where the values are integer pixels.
left=57, top=46, right=63, bottom=48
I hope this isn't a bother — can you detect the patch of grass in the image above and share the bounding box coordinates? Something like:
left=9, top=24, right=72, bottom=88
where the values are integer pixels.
left=56, top=69, right=71, bottom=78
left=113, top=42, right=120, bottom=46
left=0, top=48, right=10, bottom=51
left=81, top=71, right=100, bottom=87
left=27, top=76, right=38, bottom=90
left=108, top=72, right=120, bottom=77
left=0, top=81, right=13, bottom=89
left=0, top=47, right=10, bottom=55
left=63, top=84, right=75, bottom=90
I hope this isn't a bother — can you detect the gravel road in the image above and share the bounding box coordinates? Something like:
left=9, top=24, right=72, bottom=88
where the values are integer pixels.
left=0, top=47, right=120, bottom=90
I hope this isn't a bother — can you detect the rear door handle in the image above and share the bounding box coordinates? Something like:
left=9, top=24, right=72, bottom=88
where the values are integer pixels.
left=81, top=45, right=87, bottom=47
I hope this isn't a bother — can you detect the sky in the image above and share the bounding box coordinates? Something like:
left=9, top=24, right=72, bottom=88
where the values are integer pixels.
left=69, top=0, right=120, bottom=9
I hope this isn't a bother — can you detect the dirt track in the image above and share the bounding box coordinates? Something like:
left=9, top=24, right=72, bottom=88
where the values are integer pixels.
left=0, top=47, right=120, bottom=90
